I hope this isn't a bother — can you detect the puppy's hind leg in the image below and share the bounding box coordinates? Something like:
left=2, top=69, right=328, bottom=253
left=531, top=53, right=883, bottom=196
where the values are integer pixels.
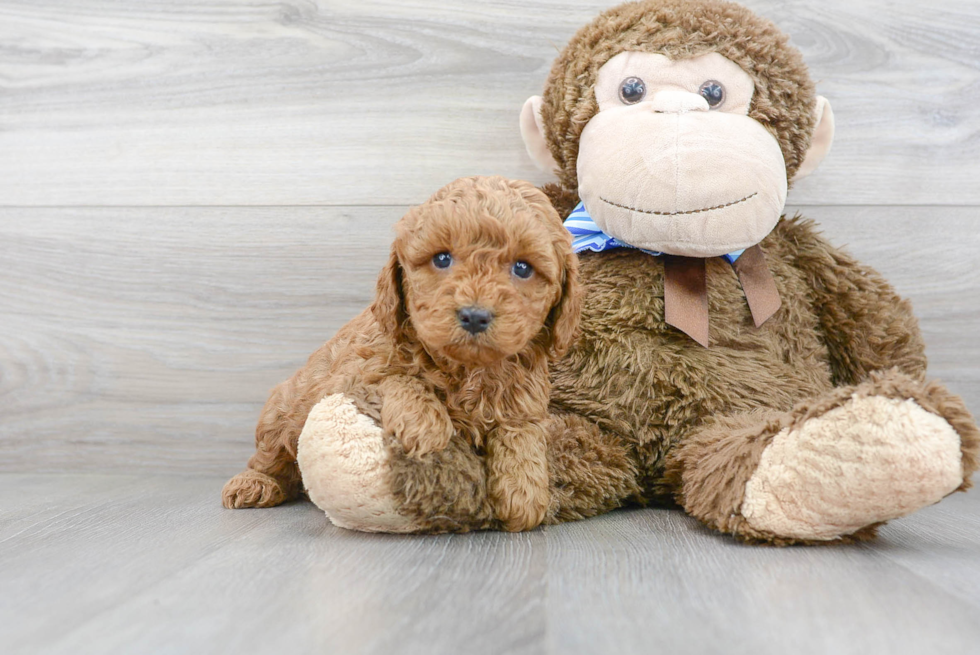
left=222, top=377, right=306, bottom=509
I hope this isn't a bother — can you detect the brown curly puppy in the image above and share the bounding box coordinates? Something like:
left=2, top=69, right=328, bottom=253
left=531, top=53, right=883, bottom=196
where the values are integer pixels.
left=222, top=175, right=581, bottom=531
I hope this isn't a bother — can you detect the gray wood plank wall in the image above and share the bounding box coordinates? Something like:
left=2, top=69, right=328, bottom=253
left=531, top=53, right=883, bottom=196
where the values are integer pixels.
left=1, top=0, right=978, bottom=475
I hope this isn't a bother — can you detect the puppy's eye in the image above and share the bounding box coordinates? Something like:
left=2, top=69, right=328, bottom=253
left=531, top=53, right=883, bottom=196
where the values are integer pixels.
left=432, top=252, right=453, bottom=269
left=512, top=261, right=533, bottom=279
left=619, top=77, right=646, bottom=105
left=698, top=80, right=725, bottom=109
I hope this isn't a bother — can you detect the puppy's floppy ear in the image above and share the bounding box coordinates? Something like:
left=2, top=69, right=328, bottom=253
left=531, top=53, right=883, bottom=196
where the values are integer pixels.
left=371, top=247, right=406, bottom=340
left=545, top=246, right=582, bottom=359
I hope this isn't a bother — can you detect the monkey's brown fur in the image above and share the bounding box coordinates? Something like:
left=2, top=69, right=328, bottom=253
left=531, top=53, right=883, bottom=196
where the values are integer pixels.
left=527, top=0, right=979, bottom=543
left=223, top=176, right=582, bottom=532
left=544, top=216, right=978, bottom=540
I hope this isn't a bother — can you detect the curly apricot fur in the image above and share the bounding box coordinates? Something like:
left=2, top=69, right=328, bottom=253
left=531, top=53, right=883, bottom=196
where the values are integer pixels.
left=222, top=176, right=581, bottom=531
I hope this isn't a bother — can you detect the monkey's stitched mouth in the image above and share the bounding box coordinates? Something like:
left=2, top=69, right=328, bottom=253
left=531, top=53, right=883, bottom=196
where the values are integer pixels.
left=599, top=192, right=758, bottom=216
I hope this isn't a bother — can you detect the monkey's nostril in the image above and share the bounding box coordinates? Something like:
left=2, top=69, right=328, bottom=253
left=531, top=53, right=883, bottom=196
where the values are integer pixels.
left=457, top=306, right=494, bottom=335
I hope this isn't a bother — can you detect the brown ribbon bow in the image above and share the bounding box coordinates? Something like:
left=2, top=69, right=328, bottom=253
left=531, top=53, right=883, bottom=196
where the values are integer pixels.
left=663, top=244, right=781, bottom=347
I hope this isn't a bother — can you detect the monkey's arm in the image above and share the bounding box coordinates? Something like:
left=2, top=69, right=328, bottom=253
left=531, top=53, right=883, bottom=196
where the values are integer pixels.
left=782, top=217, right=927, bottom=385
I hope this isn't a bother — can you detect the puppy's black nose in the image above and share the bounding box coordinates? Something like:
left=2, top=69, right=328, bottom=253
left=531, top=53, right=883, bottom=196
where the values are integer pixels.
left=457, top=306, right=493, bottom=335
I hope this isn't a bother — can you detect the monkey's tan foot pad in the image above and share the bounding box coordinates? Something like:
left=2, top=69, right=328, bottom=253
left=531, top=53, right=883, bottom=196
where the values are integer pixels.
left=297, top=394, right=420, bottom=533
left=741, top=395, right=964, bottom=541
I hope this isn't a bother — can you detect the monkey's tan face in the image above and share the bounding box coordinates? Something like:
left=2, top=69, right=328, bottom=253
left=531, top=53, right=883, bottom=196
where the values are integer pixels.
left=577, top=52, right=788, bottom=257
left=396, top=201, right=566, bottom=367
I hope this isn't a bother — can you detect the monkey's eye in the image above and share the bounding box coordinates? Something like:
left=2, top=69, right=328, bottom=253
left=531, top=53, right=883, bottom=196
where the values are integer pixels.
left=512, top=261, right=534, bottom=279
left=699, top=80, right=725, bottom=109
left=432, top=252, right=453, bottom=269
left=619, top=77, right=646, bottom=105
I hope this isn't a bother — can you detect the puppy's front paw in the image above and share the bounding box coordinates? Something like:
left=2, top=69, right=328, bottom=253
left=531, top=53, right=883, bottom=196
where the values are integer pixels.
left=490, top=478, right=550, bottom=532
left=378, top=375, right=456, bottom=457
left=382, top=398, right=455, bottom=457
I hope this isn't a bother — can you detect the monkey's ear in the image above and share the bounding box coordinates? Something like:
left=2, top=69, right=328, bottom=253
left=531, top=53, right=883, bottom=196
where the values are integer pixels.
left=792, top=96, right=835, bottom=182
left=371, top=248, right=406, bottom=341
left=520, top=96, right=560, bottom=177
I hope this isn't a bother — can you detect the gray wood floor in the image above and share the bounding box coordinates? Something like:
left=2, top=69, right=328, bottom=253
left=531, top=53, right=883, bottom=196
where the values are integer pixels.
left=2, top=1, right=980, bottom=653
left=3, top=474, right=980, bottom=655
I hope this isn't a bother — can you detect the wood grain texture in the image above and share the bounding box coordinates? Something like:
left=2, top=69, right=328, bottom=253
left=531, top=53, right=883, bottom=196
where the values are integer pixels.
left=868, top=490, right=980, bottom=611
left=0, top=474, right=547, bottom=655
left=0, top=0, right=978, bottom=206
left=1, top=473, right=979, bottom=655
left=545, top=512, right=980, bottom=655
left=1, top=205, right=977, bottom=474
left=0, top=206, right=401, bottom=474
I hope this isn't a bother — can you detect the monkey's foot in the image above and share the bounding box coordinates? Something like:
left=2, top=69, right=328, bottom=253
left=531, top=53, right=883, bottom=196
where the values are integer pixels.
left=669, top=371, right=979, bottom=544
left=297, top=394, right=420, bottom=533
left=741, top=385, right=973, bottom=541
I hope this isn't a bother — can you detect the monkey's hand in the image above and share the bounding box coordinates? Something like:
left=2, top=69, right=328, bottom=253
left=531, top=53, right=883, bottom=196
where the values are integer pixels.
left=378, top=375, right=455, bottom=457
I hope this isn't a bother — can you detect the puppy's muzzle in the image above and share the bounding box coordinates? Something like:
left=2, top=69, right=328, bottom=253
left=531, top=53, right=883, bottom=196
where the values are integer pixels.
left=457, top=306, right=494, bottom=335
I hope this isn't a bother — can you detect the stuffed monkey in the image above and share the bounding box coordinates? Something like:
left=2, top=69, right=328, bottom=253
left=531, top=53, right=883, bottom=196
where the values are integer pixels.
left=225, top=0, right=979, bottom=544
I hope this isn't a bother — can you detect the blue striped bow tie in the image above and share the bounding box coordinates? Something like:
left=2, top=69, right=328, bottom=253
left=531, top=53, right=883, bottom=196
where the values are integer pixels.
left=563, top=200, right=779, bottom=347
left=564, top=201, right=745, bottom=264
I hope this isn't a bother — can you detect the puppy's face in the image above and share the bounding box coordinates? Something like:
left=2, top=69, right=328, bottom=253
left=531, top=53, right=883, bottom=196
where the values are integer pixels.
left=373, top=177, right=580, bottom=367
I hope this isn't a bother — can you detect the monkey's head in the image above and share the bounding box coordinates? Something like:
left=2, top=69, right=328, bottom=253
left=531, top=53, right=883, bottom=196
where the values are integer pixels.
left=520, top=0, right=834, bottom=258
